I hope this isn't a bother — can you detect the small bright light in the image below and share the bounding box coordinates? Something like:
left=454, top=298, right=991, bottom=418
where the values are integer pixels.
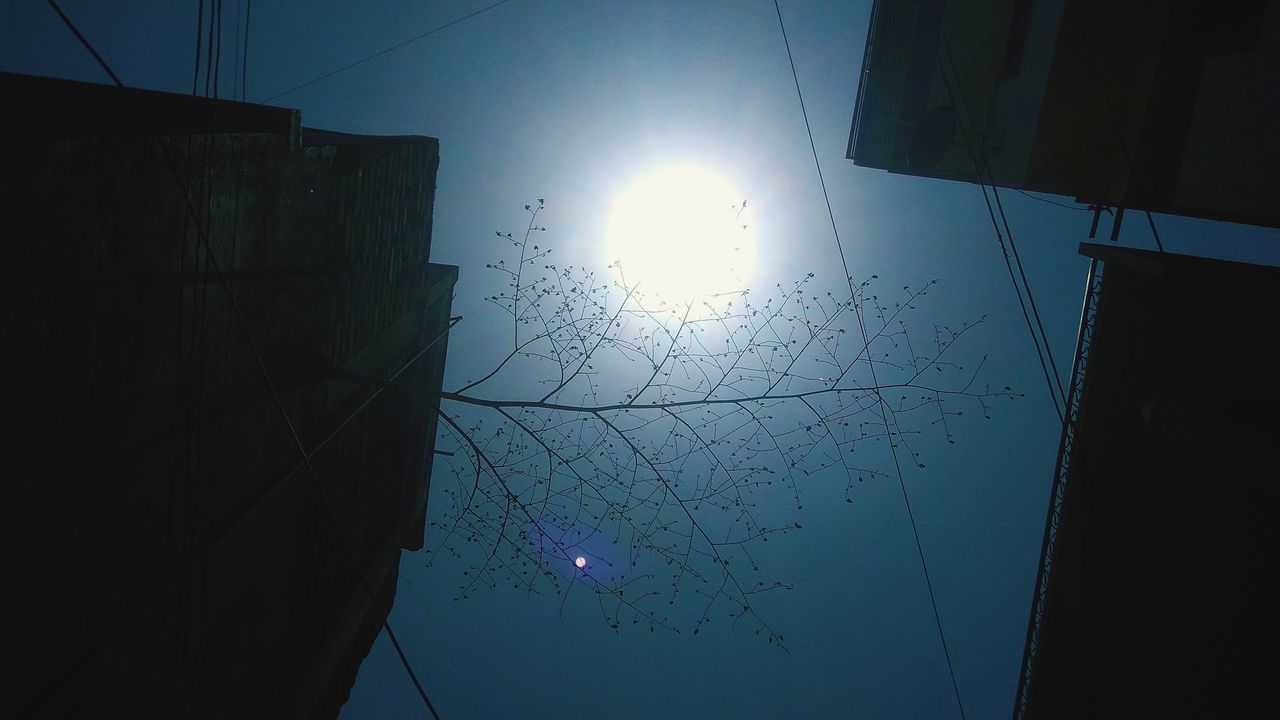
left=606, top=164, right=755, bottom=302
left=575, top=556, right=587, bottom=568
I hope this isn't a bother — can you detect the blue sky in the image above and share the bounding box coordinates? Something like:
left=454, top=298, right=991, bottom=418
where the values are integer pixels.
left=7, top=1, right=1278, bottom=718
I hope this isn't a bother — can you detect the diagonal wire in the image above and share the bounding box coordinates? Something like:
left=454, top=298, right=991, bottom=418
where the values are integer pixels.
left=260, top=0, right=515, bottom=103
left=1010, top=188, right=1092, bottom=212
left=241, top=0, right=251, bottom=101
left=915, top=0, right=1066, bottom=422
left=773, top=2, right=967, bottom=718
left=192, top=0, right=205, bottom=94
left=45, top=2, right=441, bottom=717
left=934, top=24, right=1068, bottom=413
left=44, top=0, right=122, bottom=86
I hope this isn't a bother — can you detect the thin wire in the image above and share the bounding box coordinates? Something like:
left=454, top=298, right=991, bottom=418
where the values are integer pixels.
left=960, top=177, right=1066, bottom=421
left=260, top=0, right=515, bottom=103
left=44, top=6, right=441, bottom=717
left=771, top=1, right=846, bottom=275
left=241, top=0, right=251, bottom=101
left=44, top=0, right=123, bottom=87
left=773, top=3, right=967, bottom=718
left=203, top=0, right=214, bottom=97
left=921, top=1, right=1066, bottom=421
left=1144, top=210, right=1165, bottom=252
left=935, top=31, right=1069, bottom=412
left=233, top=0, right=240, bottom=101
left=988, top=195, right=1067, bottom=409
left=192, top=0, right=204, bottom=94
left=1010, top=188, right=1091, bottom=212
left=214, top=0, right=223, bottom=98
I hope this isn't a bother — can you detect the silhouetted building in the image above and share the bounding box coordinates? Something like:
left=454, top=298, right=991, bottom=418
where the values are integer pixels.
left=1013, top=243, right=1280, bottom=718
left=4, top=72, right=456, bottom=718
left=847, top=0, right=1280, bottom=228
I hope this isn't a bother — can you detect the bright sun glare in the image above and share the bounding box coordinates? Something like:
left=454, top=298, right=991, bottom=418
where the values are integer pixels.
left=606, top=165, right=755, bottom=303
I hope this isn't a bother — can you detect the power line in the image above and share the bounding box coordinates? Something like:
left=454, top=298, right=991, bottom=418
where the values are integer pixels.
left=241, top=0, right=251, bottom=101
left=1144, top=210, right=1165, bottom=252
left=44, top=4, right=441, bottom=717
left=203, top=0, right=215, bottom=96
left=773, top=3, right=968, bottom=718
left=934, top=19, right=1069, bottom=412
left=192, top=0, right=204, bottom=94
left=233, top=0, right=241, bottom=100
left=1010, top=188, right=1092, bottom=212
left=45, top=0, right=122, bottom=87
left=770, top=1, right=846, bottom=276
left=213, top=0, right=224, bottom=98
left=1066, top=6, right=1166, bottom=254
left=921, top=2, right=1068, bottom=422
left=260, top=0, right=515, bottom=104
left=1008, top=191, right=1162, bottom=257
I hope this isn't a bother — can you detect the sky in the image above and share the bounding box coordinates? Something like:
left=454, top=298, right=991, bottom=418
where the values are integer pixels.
left=6, top=1, right=1279, bottom=718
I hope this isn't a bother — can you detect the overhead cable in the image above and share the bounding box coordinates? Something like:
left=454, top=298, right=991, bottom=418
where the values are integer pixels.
left=260, top=0, right=515, bottom=103
left=922, top=1, right=1068, bottom=421
left=774, top=3, right=968, bottom=718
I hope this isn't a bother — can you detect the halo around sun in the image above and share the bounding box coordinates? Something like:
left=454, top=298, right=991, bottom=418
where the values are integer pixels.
left=606, top=164, right=755, bottom=303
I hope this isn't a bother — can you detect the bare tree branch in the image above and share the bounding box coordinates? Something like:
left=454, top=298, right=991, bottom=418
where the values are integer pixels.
left=421, top=201, right=1020, bottom=646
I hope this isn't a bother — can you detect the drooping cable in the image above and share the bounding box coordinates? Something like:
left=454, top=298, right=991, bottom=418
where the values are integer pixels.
left=774, top=3, right=968, bottom=718
left=934, top=28, right=1068, bottom=411
left=260, top=0, right=515, bottom=103
left=1010, top=188, right=1092, bottom=212
left=919, top=1, right=1067, bottom=421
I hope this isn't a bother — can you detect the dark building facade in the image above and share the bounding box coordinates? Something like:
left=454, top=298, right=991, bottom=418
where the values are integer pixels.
left=846, top=5, right=1280, bottom=714
left=1014, top=244, right=1280, bottom=718
left=848, top=0, right=1280, bottom=228
left=4, top=73, right=456, bottom=717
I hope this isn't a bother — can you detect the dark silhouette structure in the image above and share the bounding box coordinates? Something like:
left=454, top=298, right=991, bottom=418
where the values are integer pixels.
left=1014, top=244, right=1280, bottom=718
left=4, top=72, right=456, bottom=717
left=846, top=4, right=1280, bottom=714
left=848, top=0, right=1280, bottom=228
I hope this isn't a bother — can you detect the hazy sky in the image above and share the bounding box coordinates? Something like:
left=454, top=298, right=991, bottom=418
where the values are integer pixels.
left=7, top=1, right=1279, bottom=718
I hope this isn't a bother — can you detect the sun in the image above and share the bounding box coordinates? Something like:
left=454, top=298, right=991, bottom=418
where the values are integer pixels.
left=606, top=164, right=755, bottom=303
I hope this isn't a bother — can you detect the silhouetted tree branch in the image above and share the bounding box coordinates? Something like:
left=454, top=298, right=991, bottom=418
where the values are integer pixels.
left=424, top=200, right=1018, bottom=648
